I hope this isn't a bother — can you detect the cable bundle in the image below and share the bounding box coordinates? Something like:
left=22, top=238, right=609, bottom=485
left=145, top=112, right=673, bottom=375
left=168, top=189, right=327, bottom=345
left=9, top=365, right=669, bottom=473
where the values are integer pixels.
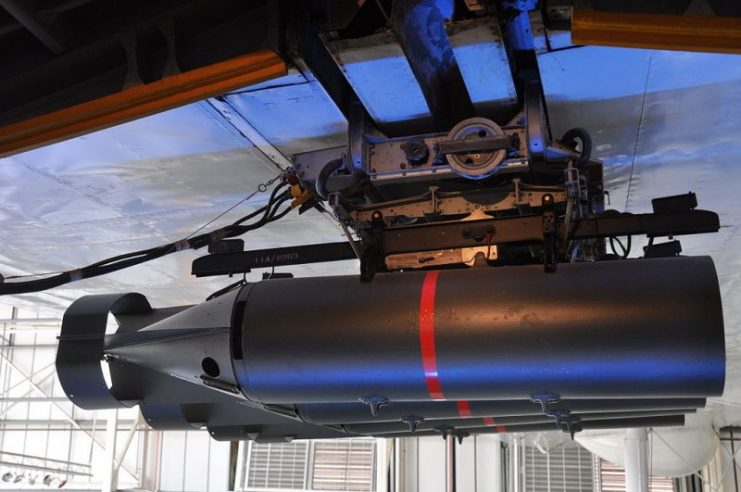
left=0, top=179, right=292, bottom=295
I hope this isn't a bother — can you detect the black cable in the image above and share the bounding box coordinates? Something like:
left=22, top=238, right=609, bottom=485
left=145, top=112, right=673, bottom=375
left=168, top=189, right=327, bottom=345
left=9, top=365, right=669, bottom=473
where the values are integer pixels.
left=268, top=203, right=293, bottom=222
left=267, top=194, right=291, bottom=218
left=233, top=182, right=287, bottom=226
left=315, top=158, right=344, bottom=200
left=609, top=235, right=632, bottom=259
left=226, top=192, right=291, bottom=237
left=264, top=191, right=291, bottom=221
left=227, top=203, right=270, bottom=227
left=560, top=128, right=592, bottom=168
left=84, top=245, right=165, bottom=269
left=0, top=180, right=293, bottom=296
left=609, top=237, right=622, bottom=257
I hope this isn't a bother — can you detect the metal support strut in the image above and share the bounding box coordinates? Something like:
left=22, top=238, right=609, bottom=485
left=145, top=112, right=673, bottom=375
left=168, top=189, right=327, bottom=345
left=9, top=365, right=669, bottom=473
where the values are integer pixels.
left=446, top=433, right=457, bottom=492
left=625, top=428, right=649, bottom=492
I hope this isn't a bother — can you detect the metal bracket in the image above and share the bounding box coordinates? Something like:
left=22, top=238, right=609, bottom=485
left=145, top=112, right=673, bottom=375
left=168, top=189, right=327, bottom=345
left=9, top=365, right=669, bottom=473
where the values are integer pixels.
left=192, top=242, right=357, bottom=277
left=190, top=196, right=719, bottom=280
left=547, top=407, right=572, bottom=426
left=524, top=78, right=548, bottom=161
left=452, top=430, right=470, bottom=444
left=530, top=392, right=562, bottom=414
left=541, top=194, right=557, bottom=272
left=434, top=425, right=454, bottom=440
left=644, top=240, right=683, bottom=258
left=391, top=0, right=474, bottom=130
left=401, top=415, right=425, bottom=432
left=558, top=415, right=583, bottom=439
left=380, top=205, right=719, bottom=257
left=359, top=212, right=385, bottom=283
left=360, top=395, right=390, bottom=417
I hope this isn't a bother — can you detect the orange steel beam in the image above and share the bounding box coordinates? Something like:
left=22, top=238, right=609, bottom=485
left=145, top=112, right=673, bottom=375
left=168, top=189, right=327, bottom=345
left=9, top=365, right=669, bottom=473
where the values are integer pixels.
left=572, top=9, right=741, bottom=55
left=0, top=49, right=286, bottom=158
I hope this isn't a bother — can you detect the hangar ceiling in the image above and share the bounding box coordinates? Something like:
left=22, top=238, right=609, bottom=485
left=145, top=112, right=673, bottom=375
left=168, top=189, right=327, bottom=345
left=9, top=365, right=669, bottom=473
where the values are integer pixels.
left=0, top=0, right=740, bottom=434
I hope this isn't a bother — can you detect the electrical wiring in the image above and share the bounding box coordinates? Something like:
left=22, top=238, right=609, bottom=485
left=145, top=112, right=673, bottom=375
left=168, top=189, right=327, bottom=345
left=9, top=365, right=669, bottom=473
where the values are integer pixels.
left=609, top=235, right=632, bottom=259
left=232, top=181, right=288, bottom=227
left=0, top=177, right=295, bottom=296
left=185, top=171, right=283, bottom=239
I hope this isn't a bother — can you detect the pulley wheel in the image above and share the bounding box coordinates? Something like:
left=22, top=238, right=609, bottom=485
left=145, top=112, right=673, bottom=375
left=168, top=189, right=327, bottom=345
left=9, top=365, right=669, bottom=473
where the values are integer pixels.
left=445, top=117, right=507, bottom=179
